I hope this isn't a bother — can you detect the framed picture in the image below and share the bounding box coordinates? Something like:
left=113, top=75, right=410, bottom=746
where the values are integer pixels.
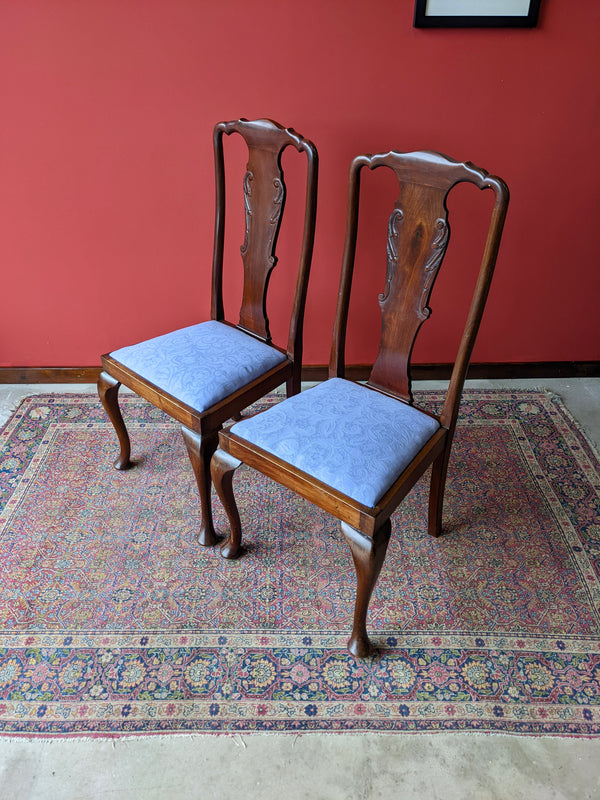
left=414, top=0, right=541, bottom=28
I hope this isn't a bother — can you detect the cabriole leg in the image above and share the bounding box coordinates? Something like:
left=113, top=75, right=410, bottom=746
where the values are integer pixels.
left=210, top=448, right=244, bottom=560
left=98, top=371, right=133, bottom=471
left=428, top=445, right=452, bottom=538
left=341, top=520, right=391, bottom=659
left=181, top=426, right=221, bottom=547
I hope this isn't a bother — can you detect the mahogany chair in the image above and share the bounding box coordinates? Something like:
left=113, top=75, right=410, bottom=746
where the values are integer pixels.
left=98, top=119, right=318, bottom=546
left=211, top=150, right=509, bottom=658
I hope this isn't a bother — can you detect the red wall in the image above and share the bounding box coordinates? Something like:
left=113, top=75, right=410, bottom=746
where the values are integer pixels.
left=1, top=0, right=599, bottom=367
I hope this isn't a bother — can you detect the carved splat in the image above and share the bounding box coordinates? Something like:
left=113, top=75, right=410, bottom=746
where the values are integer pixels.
left=368, top=182, right=451, bottom=403
left=212, top=119, right=317, bottom=349
left=237, top=151, right=287, bottom=341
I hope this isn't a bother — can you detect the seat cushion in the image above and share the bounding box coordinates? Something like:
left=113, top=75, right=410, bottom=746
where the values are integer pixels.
left=109, top=321, right=287, bottom=413
left=230, top=377, right=440, bottom=508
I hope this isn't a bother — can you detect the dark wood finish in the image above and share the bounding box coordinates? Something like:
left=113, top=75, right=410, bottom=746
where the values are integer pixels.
left=97, top=371, right=132, bottom=470
left=212, top=149, right=509, bottom=656
left=330, top=152, right=507, bottom=408
left=211, top=449, right=244, bottom=559
left=2, top=361, right=598, bottom=385
left=211, top=119, right=318, bottom=362
left=98, top=119, right=318, bottom=545
left=180, top=426, right=221, bottom=547
left=342, top=520, right=391, bottom=658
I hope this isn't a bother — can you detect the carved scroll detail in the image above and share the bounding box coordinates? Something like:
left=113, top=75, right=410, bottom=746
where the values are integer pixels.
left=270, top=178, right=284, bottom=224
left=419, top=218, right=449, bottom=319
left=267, top=177, right=285, bottom=267
left=379, top=208, right=404, bottom=304
left=240, top=171, right=254, bottom=256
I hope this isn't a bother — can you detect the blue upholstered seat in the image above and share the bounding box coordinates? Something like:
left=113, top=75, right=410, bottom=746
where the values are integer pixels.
left=230, top=378, right=440, bottom=507
left=110, top=320, right=287, bottom=413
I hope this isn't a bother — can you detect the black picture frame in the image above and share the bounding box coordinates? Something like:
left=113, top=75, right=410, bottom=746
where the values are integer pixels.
left=414, top=0, right=541, bottom=28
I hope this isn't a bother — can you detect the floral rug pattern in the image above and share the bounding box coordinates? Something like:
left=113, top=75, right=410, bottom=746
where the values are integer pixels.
left=0, top=390, right=598, bottom=736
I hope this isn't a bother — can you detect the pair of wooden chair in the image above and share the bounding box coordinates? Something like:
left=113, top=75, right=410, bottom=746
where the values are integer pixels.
left=99, top=118, right=509, bottom=657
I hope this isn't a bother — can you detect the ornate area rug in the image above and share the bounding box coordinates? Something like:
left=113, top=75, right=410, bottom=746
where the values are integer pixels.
left=0, top=390, right=598, bottom=737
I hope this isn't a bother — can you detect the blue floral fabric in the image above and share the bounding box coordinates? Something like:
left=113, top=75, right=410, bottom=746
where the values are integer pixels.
left=230, top=377, right=440, bottom=507
left=110, top=321, right=287, bottom=412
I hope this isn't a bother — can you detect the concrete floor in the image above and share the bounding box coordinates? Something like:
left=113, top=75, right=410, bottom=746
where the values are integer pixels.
left=0, top=378, right=598, bottom=800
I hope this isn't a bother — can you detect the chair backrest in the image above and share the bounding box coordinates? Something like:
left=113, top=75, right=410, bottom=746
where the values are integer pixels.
left=330, top=150, right=509, bottom=432
left=211, top=119, right=318, bottom=361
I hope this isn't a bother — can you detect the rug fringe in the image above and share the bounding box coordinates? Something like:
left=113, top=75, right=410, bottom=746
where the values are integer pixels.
left=0, top=728, right=592, bottom=742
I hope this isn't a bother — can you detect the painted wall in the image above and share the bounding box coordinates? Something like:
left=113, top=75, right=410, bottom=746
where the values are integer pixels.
left=1, top=0, right=599, bottom=367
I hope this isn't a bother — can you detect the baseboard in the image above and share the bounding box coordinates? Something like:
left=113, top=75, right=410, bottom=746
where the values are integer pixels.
left=303, top=362, right=600, bottom=381
left=0, top=367, right=103, bottom=384
left=1, top=362, right=598, bottom=384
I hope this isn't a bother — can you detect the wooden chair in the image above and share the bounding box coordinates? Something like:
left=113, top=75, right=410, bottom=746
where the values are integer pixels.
left=98, top=119, right=318, bottom=546
left=211, top=150, right=509, bottom=658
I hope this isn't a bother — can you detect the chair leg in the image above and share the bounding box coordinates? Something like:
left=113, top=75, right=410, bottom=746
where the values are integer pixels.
left=181, top=426, right=221, bottom=547
left=97, top=371, right=133, bottom=470
left=210, top=448, right=244, bottom=560
left=341, top=520, right=391, bottom=659
left=286, top=371, right=301, bottom=398
left=428, top=445, right=452, bottom=538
